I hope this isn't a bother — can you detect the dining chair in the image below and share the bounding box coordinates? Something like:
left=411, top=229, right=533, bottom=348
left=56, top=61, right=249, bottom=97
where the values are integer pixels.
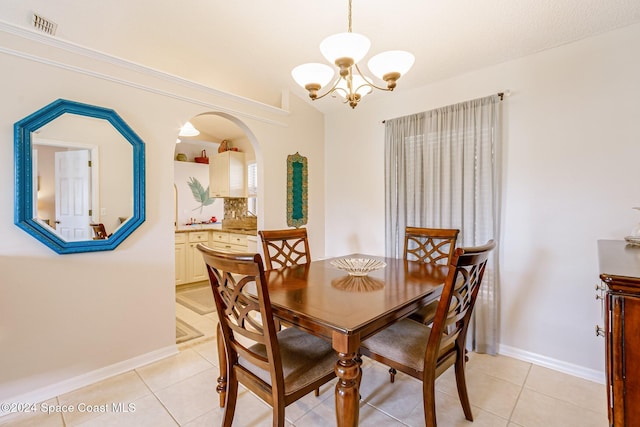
left=360, top=240, right=496, bottom=427
left=258, top=228, right=311, bottom=270
left=90, top=223, right=111, bottom=240
left=197, top=244, right=336, bottom=427
left=378, top=227, right=461, bottom=383
left=405, top=227, right=460, bottom=325
left=404, top=226, right=460, bottom=264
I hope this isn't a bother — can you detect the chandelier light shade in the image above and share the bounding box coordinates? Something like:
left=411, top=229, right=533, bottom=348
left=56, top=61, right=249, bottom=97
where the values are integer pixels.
left=368, top=50, right=416, bottom=88
left=320, top=32, right=371, bottom=66
left=292, top=0, right=414, bottom=109
left=291, top=63, right=335, bottom=99
left=179, top=121, right=199, bottom=137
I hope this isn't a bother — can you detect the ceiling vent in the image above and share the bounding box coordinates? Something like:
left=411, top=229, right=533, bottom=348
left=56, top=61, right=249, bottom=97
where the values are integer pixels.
left=32, top=13, right=57, bottom=36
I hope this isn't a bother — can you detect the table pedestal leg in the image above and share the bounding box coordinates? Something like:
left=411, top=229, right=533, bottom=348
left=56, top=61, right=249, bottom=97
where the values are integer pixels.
left=335, top=351, right=360, bottom=427
left=216, top=324, right=227, bottom=408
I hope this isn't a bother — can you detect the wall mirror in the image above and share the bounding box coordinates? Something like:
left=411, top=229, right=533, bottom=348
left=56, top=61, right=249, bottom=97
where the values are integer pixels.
left=14, top=99, right=145, bottom=254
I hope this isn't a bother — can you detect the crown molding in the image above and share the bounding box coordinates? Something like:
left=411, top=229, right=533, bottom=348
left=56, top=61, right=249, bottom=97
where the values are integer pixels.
left=0, top=19, right=290, bottom=126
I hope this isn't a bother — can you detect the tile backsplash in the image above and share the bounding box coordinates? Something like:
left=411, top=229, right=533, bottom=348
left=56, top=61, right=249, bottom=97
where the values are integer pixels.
left=224, top=198, right=247, bottom=219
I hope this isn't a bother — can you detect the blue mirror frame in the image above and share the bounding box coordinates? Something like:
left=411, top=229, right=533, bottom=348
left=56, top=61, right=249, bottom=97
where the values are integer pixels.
left=14, top=99, right=145, bottom=254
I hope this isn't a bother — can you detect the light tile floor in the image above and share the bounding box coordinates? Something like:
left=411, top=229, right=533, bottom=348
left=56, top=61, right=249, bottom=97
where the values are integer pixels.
left=1, top=302, right=609, bottom=427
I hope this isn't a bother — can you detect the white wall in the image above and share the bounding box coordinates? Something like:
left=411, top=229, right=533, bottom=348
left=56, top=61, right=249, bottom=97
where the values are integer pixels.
left=324, top=23, right=640, bottom=380
left=0, top=26, right=325, bottom=405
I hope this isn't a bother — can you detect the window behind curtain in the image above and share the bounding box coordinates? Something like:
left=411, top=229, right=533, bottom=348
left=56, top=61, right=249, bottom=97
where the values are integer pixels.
left=384, top=94, right=501, bottom=353
left=247, top=162, right=257, bottom=215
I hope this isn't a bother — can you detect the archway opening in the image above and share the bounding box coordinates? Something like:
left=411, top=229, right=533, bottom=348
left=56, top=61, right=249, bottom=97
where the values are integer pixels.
left=173, top=112, right=259, bottom=345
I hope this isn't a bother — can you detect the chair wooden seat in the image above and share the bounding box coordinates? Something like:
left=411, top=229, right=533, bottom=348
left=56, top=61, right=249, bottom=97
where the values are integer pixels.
left=360, top=240, right=496, bottom=427
left=197, top=244, right=336, bottom=427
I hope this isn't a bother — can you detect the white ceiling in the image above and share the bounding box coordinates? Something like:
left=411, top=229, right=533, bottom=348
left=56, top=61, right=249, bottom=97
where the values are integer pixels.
left=2, top=0, right=640, bottom=137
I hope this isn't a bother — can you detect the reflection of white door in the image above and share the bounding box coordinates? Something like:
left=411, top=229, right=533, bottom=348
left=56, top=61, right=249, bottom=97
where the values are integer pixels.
left=55, top=150, right=90, bottom=241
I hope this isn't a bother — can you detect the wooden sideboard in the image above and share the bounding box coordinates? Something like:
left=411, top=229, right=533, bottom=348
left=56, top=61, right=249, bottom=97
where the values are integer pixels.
left=598, top=239, right=640, bottom=427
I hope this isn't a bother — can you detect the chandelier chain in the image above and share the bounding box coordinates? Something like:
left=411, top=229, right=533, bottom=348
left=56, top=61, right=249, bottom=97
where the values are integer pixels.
left=348, top=0, right=352, bottom=32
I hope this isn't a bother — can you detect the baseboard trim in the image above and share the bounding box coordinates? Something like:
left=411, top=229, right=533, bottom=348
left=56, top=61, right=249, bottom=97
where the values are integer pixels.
left=498, top=344, right=606, bottom=384
left=0, top=344, right=178, bottom=418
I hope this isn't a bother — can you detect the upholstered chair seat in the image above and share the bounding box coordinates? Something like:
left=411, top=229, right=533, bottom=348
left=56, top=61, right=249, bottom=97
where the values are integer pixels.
left=240, top=326, right=337, bottom=391
left=362, top=319, right=455, bottom=375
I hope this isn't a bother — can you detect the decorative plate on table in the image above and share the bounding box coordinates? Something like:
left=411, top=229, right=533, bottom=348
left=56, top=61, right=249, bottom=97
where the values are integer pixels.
left=625, top=236, right=640, bottom=247
left=330, top=257, right=387, bottom=276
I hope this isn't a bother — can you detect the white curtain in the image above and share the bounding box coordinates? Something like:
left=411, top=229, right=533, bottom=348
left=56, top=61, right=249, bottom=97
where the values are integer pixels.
left=384, top=94, right=501, bottom=354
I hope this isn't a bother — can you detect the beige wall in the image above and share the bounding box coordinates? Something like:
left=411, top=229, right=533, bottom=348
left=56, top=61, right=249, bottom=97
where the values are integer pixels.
left=324, top=23, right=640, bottom=381
left=3, top=8, right=636, bottom=410
left=0, top=27, right=325, bottom=404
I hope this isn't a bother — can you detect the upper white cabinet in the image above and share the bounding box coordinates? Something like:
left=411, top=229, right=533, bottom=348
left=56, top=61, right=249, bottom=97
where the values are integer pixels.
left=210, top=151, right=246, bottom=198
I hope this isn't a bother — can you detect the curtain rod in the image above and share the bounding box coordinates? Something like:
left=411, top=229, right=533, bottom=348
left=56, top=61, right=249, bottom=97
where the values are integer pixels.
left=382, top=91, right=509, bottom=123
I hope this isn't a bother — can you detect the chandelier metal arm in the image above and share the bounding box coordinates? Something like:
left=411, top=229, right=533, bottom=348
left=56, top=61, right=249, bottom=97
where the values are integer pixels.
left=312, top=75, right=344, bottom=101
left=306, top=63, right=393, bottom=109
left=316, top=64, right=390, bottom=95
left=353, top=63, right=392, bottom=92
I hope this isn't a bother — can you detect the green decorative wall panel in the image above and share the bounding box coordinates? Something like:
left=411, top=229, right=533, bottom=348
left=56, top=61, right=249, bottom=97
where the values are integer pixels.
left=287, top=152, right=308, bottom=228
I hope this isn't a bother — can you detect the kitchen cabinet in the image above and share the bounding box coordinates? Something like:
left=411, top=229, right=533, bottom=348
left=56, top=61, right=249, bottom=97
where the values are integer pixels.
left=175, top=233, right=188, bottom=285
left=211, top=230, right=255, bottom=253
left=247, top=235, right=258, bottom=252
left=598, top=240, right=640, bottom=426
left=175, top=231, right=210, bottom=285
left=176, top=229, right=257, bottom=285
left=210, top=151, right=246, bottom=198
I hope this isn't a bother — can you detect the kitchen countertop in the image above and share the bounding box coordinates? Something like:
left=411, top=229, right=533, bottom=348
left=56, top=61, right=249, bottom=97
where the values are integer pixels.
left=221, top=228, right=258, bottom=236
left=175, top=223, right=222, bottom=232
left=175, top=225, right=257, bottom=236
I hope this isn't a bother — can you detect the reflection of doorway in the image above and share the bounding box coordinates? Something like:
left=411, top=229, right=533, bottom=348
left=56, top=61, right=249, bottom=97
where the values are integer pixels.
left=55, top=149, right=91, bottom=241
left=33, top=138, right=100, bottom=241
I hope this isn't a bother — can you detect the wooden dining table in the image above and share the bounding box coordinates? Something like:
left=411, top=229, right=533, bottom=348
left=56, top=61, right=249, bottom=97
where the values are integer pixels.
left=256, top=253, right=450, bottom=426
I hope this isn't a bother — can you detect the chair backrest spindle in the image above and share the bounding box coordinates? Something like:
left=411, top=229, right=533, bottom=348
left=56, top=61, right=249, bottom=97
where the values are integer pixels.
left=404, top=227, right=459, bottom=265
left=259, top=228, right=311, bottom=270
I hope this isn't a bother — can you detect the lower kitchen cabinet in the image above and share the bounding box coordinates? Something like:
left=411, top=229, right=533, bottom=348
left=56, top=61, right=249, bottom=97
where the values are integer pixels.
left=175, top=233, right=188, bottom=285
left=176, top=229, right=258, bottom=285
left=247, top=235, right=258, bottom=252
left=211, top=231, right=253, bottom=253
left=175, top=231, right=210, bottom=285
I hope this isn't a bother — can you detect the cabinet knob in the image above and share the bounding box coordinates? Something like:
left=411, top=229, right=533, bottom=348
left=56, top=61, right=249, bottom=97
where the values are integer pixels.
left=595, top=293, right=605, bottom=301
left=595, top=283, right=607, bottom=292
left=595, top=325, right=605, bottom=337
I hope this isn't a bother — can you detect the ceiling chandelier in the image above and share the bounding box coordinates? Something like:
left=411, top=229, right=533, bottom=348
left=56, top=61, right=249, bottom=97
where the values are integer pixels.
left=291, top=0, right=415, bottom=109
